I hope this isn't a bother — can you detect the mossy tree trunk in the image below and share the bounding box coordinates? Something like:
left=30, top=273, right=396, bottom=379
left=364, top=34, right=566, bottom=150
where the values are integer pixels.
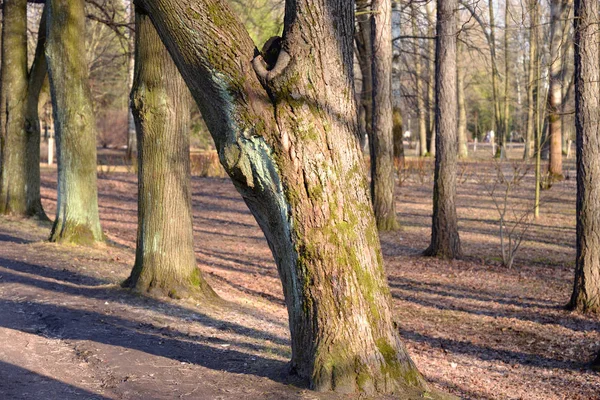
left=24, top=5, right=49, bottom=220
left=46, top=0, right=103, bottom=245
left=0, top=0, right=29, bottom=216
left=567, top=0, right=600, bottom=313
left=123, top=9, right=215, bottom=299
left=137, top=0, right=428, bottom=394
left=370, top=0, right=399, bottom=231
left=424, top=0, right=462, bottom=259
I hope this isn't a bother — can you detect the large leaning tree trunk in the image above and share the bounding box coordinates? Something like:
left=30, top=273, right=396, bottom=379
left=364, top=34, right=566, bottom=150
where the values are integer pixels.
left=370, top=0, right=399, bottom=231
left=24, top=5, right=49, bottom=220
left=567, top=0, right=600, bottom=313
left=424, top=0, right=462, bottom=259
left=46, top=0, right=104, bottom=245
left=123, top=9, right=215, bottom=299
left=138, top=0, right=430, bottom=394
left=0, top=0, right=29, bottom=216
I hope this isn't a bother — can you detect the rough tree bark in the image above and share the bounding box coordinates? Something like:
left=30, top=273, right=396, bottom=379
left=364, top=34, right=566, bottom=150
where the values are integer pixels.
left=546, top=0, right=568, bottom=179
left=355, top=0, right=373, bottom=152
left=457, top=39, right=468, bottom=159
left=0, top=0, right=29, bottom=216
left=46, top=0, right=104, bottom=245
left=123, top=9, right=215, bottom=299
left=567, top=0, right=600, bottom=313
left=411, top=1, right=428, bottom=157
left=24, top=5, right=49, bottom=219
left=137, top=0, right=431, bottom=394
left=370, top=0, right=399, bottom=231
left=424, top=0, right=462, bottom=259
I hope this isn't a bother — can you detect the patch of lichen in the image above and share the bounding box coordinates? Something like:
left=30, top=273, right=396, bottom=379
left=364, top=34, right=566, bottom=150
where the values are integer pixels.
left=50, top=222, right=103, bottom=246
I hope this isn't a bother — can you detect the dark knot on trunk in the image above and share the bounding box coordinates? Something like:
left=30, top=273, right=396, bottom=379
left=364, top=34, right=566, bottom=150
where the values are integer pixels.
left=252, top=36, right=291, bottom=87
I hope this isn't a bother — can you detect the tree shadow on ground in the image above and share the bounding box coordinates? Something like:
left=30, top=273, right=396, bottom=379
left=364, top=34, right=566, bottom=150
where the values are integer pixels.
left=0, top=360, right=111, bottom=400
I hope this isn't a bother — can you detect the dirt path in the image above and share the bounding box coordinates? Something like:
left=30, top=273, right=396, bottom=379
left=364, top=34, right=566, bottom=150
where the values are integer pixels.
left=0, top=162, right=598, bottom=399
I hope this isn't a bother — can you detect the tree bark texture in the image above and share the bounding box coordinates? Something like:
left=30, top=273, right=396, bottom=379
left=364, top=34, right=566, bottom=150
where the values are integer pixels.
left=568, top=0, right=600, bottom=313
left=370, top=0, right=399, bottom=231
left=0, top=0, right=29, bottom=216
left=355, top=0, right=373, bottom=152
left=137, top=0, right=427, bottom=394
left=411, top=2, right=428, bottom=157
left=546, top=0, right=568, bottom=178
left=457, top=39, right=468, bottom=158
left=424, top=0, right=462, bottom=259
left=46, top=0, right=104, bottom=245
left=24, top=5, right=49, bottom=219
left=124, top=9, right=215, bottom=299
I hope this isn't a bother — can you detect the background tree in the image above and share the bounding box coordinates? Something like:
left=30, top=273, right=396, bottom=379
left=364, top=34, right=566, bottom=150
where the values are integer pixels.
left=46, top=0, right=104, bottom=244
left=123, top=7, right=215, bottom=299
left=567, top=0, right=600, bottom=313
left=370, top=0, right=400, bottom=231
left=136, top=0, right=430, bottom=394
left=424, top=0, right=462, bottom=259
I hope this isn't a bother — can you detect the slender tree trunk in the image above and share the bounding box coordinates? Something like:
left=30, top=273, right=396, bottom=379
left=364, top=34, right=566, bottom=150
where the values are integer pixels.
left=24, top=5, right=49, bottom=220
left=46, top=0, right=104, bottom=245
left=488, top=0, right=502, bottom=156
left=546, top=0, right=567, bottom=179
left=567, top=0, right=600, bottom=313
left=424, top=0, right=462, bottom=259
left=138, top=0, right=430, bottom=394
left=370, top=0, right=399, bottom=231
left=0, top=0, right=29, bottom=216
left=457, top=40, right=468, bottom=158
left=411, top=2, right=428, bottom=157
left=502, top=0, right=510, bottom=159
left=125, top=0, right=136, bottom=161
left=355, top=0, right=373, bottom=152
left=393, top=107, right=404, bottom=168
left=426, top=2, right=436, bottom=157
left=524, top=0, right=538, bottom=159
left=124, top=9, right=215, bottom=299
left=533, top=0, right=542, bottom=218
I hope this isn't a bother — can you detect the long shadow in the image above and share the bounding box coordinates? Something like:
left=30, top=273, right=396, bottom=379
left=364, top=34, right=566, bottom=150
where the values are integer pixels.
left=389, top=277, right=600, bottom=334
left=0, top=233, right=34, bottom=244
left=399, top=328, right=586, bottom=372
left=0, top=360, right=111, bottom=400
left=0, top=260, right=289, bottom=347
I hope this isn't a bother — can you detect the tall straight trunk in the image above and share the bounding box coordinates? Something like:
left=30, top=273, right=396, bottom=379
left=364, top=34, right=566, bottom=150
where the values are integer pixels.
left=502, top=0, right=510, bottom=158
left=137, top=0, right=430, bottom=394
left=424, top=0, right=461, bottom=259
left=524, top=0, right=538, bottom=159
left=426, top=2, right=436, bottom=157
left=457, top=39, right=468, bottom=158
left=411, top=2, right=428, bottom=156
left=0, top=0, right=28, bottom=216
left=24, top=5, right=48, bottom=220
left=125, top=0, right=136, bottom=161
left=355, top=0, right=373, bottom=152
left=488, top=0, right=502, bottom=155
left=546, top=0, right=567, bottom=178
left=46, top=0, right=104, bottom=245
left=568, top=0, right=600, bottom=313
left=393, top=107, right=404, bottom=167
left=370, top=0, right=399, bottom=231
left=124, top=9, right=215, bottom=299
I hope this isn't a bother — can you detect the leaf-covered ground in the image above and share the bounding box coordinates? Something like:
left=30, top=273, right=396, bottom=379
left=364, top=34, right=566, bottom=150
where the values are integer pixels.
left=0, top=155, right=597, bottom=399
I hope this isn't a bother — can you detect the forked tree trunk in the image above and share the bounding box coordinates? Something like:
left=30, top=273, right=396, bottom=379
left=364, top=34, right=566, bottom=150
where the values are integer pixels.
left=138, top=0, right=430, bottom=394
left=457, top=40, right=468, bottom=159
left=424, top=0, right=462, bottom=259
left=567, top=0, right=600, bottom=313
left=370, top=0, right=399, bottom=231
left=411, top=2, right=428, bottom=157
left=24, top=5, right=48, bottom=220
left=46, top=0, right=104, bottom=245
left=0, top=0, right=29, bottom=216
left=124, top=9, right=215, bottom=299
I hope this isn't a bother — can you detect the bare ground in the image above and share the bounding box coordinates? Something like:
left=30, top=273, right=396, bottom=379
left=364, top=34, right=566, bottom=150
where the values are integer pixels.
left=0, top=155, right=598, bottom=399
